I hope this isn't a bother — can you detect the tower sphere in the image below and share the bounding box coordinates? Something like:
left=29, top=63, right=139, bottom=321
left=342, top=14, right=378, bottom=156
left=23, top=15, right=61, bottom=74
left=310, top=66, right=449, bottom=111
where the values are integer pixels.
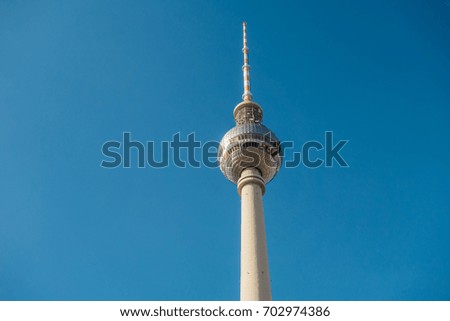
left=218, top=101, right=282, bottom=184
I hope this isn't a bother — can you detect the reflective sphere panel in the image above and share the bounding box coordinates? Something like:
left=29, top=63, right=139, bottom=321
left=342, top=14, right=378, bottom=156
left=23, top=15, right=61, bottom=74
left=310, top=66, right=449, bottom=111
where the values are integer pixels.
left=218, top=123, right=282, bottom=184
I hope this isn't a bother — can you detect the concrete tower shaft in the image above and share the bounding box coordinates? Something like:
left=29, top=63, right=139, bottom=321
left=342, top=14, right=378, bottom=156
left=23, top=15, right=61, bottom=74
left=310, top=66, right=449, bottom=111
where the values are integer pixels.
left=238, top=168, right=271, bottom=301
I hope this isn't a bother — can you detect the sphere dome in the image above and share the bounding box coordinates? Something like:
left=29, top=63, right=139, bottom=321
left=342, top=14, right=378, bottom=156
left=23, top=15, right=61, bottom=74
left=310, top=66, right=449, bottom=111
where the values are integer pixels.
left=218, top=122, right=282, bottom=184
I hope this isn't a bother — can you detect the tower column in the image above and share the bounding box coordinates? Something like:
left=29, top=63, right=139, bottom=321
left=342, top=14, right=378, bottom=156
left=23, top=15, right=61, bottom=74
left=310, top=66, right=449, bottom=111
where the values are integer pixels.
left=238, top=168, right=272, bottom=301
left=218, top=23, right=281, bottom=301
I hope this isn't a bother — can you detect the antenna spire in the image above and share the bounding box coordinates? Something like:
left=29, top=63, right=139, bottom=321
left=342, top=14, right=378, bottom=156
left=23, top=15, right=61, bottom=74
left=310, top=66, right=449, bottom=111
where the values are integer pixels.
left=242, top=22, right=253, bottom=101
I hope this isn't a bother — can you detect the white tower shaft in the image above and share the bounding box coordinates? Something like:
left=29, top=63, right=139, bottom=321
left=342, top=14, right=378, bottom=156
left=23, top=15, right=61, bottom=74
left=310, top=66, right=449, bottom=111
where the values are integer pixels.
left=238, top=168, right=272, bottom=300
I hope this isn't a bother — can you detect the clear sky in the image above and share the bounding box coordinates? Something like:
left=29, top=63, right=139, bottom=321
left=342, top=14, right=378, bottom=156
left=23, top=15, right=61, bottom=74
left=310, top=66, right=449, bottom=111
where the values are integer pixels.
left=1, top=0, right=449, bottom=300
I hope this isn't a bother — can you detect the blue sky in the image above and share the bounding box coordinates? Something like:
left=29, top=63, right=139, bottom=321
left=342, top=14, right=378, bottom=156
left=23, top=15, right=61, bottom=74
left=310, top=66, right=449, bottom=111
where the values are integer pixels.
left=1, top=0, right=449, bottom=300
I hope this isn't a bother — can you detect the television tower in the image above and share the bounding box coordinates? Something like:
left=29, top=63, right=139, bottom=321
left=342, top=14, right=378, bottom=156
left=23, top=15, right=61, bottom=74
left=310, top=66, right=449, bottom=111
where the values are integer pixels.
left=218, top=22, right=282, bottom=301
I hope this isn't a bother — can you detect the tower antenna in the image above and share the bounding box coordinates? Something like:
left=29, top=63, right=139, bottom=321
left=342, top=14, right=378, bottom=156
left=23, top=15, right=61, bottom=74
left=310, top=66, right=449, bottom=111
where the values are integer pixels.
left=242, top=22, right=253, bottom=101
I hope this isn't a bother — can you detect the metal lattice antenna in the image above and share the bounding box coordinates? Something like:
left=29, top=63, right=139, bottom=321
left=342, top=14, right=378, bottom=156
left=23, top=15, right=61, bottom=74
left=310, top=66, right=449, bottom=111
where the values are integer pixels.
left=242, top=22, right=253, bottom=101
